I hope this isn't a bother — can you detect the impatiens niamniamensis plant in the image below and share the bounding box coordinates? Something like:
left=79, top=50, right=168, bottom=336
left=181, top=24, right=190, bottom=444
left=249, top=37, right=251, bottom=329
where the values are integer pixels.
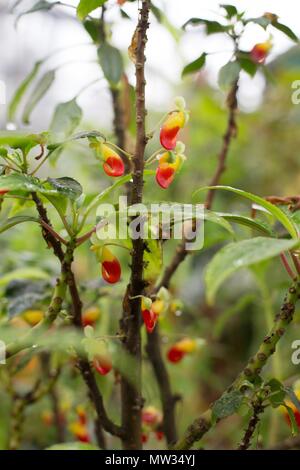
left=0, top=0, right=300, bottom=452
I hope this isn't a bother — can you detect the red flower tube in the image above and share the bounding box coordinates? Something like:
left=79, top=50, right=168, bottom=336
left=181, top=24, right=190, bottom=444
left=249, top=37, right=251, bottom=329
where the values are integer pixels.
left=93, top=355, right=113, bottom=376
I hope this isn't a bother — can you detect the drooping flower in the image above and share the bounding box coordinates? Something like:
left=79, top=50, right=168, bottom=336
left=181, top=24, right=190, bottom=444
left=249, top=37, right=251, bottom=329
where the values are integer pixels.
left=167, top=346, right=185, bottom=363
left=69, top=421, right=90, bottom=443
left=156, top=152, right=183, bottom=189
left=167, top=338, right=198, bottom=363
left=101, top=144, right=125, bottom=177
left=93, top=354, right=113, bottom=376
left=142, top=406, right=162, bottom=426
left=141, top=297, right=165, bottom=333
left=101, top=246, right=121, bottom=284
left=160, top=111, right=186, bottom=150
left=82, top=306, right=101, bottom=327
left=250, top=41, right=272, bottom=64
left=90, top=140, right=125, bottom=177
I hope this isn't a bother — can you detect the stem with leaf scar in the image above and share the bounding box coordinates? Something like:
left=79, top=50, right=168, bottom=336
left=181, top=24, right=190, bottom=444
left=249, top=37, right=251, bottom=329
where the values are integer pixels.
left=173, top=279, right=300, bottom=450
left=120, top=0, right=150, bottom=450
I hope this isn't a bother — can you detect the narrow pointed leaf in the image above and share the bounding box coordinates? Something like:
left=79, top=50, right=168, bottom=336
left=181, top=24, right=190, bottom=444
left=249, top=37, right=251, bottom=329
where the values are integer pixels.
left=205, top=237, right=299, bottom=304
left=22, top=70, right=56, bottom=124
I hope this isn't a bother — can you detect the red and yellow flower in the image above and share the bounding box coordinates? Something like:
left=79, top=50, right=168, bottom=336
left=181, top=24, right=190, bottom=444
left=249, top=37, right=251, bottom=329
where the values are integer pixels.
left=100, top=246, right=121, bottom=284
left=93, top=354, right=113, bottom=376
left=141, top=297, right=164, bottom=333
left=250, top=41, right=272, bottom=64
left=82, top=306, right=101, bottom=327
left=167, top=338, right=198, bottom=364
left=160, top=111, right=186, bottom=150
left=90, top=141, right=125, bottom=177
left=0, top=189, right=9, bottom=195
left=156, top=152, right=183, bottom=189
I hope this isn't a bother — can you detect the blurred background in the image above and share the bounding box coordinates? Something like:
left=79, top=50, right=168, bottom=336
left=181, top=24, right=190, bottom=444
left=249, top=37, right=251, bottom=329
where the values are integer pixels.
left=0, top=0, right=300, bottom=450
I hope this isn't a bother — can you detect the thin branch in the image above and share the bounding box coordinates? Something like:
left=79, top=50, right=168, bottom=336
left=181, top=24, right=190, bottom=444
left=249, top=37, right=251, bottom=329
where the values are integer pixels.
left=238, top=400, right=264, bottom=450
left=173, top=280, right=300, bottom=450
left=31, top=195, right=122, bottom=441
left=205, top=80, right=238, bottom=210
left=120, top=0, right=150, bottom=450
left=145, top=326, right=180, bottom=445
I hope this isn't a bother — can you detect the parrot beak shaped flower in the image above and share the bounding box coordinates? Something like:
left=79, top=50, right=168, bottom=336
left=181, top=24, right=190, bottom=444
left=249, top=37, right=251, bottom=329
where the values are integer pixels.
left=93, top=355, right=113, bottom=376
left=141, top=297, right=163, bottom=333
left=156, top=164, right=176, bottom=189
left=142, top=308, right=157, bottom=333
left=101, top=246, right=121, bottom=284
left=167, top=345, right=185, bottom=363
left=0, top=189, right=9, bottom=195
left=160, top=111, right=186, bottom=150
left=82, top=307, right=101, bottom=327
left=101, top=143, right=125, bottom=177
left=167, top=337, right=198, bottom=363
left=69, top=421, right=90, bottom=443
left=250, top=41, right=272, bottom=64
left=156, top=152, right=183, bottom=189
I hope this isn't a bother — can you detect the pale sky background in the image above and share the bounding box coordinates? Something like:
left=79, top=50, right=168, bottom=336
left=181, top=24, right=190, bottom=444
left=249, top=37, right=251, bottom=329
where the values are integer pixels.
left=0, top=0, right=300, bottom=129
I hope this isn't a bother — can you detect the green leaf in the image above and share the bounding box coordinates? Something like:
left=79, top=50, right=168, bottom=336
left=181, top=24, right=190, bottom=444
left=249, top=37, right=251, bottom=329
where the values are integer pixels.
left=0, top=215, right=39, bottom=235
left=183, top=18, right=229, bottom=35
left=247, top=16, right=271, bottom=30
left=0, top=268, right=50, bottom=287
left=0, top=173, right=44, bottom=193
left=284, top=387, right=300, bottom=413
left=0, top=132, right=44, bottom=153
left=5, top=279, right=50, bottom=318
left=212, top=390, right=244, bottom=420
left=0, top=173, right=82, bottom=201
left=98, top=43, right=123, bottom=85
left=217, top=213, right=275, bottom=236
left=218, top=61, right=240, bottom=89
left=266, top=379, right=286, bottom=408
left=77, top=0, right=107, bottom=20
left=83, top=18, right=100, bottom=43
left=144, top=239, right=162, bottom=283
left=182, top=53, right=206, bottom=77
left=50, top=99, right=82, bottom=141
left=8, top=61, right=43, bottom=122
left=16, top=0, right=56, bottom=23
left=272, top=22, right=298, bottom=42
left=220, top=4, right=237, bottom=19
left=193, top=186, right=299, bottom=239
left=205, top=237, right=299, bottom=304
left=46, top=177, right=83, bottom=200
left=46, top=442, right=100, bottom=450
left=22, top=70, right=56, bottom=124
left=238, top=56, right=258, bottom=77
